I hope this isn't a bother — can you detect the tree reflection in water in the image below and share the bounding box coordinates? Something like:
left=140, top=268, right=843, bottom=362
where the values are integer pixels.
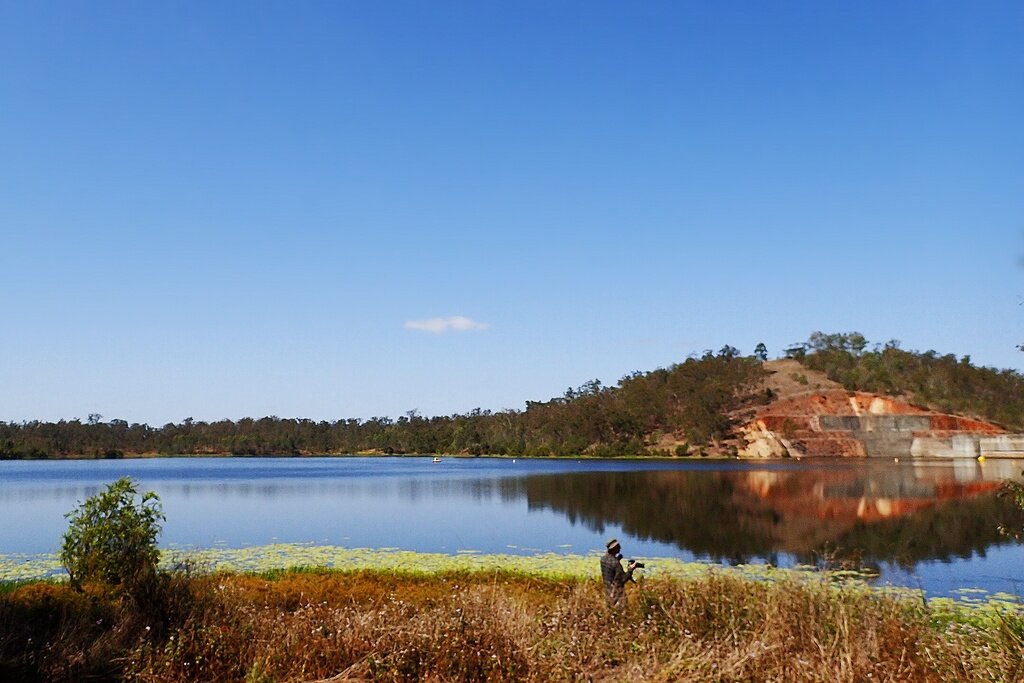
left=519, top=461, right=1024, bottom=570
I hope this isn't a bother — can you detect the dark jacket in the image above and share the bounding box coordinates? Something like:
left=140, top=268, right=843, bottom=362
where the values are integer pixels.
left=600, top=551, right=633, bottom=604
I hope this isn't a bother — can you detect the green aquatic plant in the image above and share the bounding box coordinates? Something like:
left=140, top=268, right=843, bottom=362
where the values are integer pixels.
left=0, top=554, right=63, bottom=582
left=3, top=542, right=1020, bottom=619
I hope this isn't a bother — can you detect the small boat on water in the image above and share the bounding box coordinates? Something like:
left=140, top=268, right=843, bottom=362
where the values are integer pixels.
left=432, top=456, right=441, bottom=463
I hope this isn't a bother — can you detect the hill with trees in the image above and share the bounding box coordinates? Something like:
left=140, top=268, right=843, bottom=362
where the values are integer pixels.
left=1, top=347, right=765, bottom=459
left=789, top=332, right=1024, bottom=431
left=3, top=332, right=1023, bottom=459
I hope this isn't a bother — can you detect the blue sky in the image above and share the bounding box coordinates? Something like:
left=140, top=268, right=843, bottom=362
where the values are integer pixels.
left=2, top=2, right=1022, bottom=425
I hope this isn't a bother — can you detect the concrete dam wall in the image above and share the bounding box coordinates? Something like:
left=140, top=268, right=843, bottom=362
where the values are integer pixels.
left=980, top=435, right=1024, bottom=457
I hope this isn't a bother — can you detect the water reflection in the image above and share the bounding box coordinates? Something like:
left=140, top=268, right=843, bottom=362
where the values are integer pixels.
left=1, top=457, right=1022, bottom=595
left=520, top=460, right=1024, bottom=568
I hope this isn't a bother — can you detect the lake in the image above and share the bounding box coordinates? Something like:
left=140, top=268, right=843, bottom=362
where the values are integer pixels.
left=2, top=456, right=1022, bottom=597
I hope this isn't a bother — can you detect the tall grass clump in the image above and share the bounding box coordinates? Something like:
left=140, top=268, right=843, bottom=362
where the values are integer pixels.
left=4, top=565, right=1024, bottom=682
left=117, top=570, right=1021, bottom=682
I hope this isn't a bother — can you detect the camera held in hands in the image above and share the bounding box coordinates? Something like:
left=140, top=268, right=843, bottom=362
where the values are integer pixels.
left=616, top=553, right=645, bottom=570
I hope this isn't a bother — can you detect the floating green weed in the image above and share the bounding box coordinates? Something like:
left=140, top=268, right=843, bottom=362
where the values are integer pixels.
left=1, top=543, right=1019, bottom=622
left=0, top=553, right=64, bottom=582
left=927, top=592, right=1024, bottom=630
left=0, top=543, right=789, bottom=582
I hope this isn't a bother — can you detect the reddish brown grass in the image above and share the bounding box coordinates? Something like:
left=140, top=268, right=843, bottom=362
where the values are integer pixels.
left=3, top=569, right=1022, bottom=682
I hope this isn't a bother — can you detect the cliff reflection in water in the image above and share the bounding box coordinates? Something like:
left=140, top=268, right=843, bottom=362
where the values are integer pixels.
left=518, top=460, right=1024, bottom=568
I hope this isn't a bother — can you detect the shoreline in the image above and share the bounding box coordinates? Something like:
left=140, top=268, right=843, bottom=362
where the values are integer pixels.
left=3, top=451, right=1016, bottom=462
left=4, top=543, right=1021, bottom=612
left=0, top=451, right=745, bottom=461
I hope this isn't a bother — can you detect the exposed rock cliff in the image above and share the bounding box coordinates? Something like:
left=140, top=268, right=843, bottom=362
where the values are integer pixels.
left=737, top=360, right=1008, bottom=458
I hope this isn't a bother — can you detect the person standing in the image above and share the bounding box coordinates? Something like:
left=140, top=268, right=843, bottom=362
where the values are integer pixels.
left=600, top=538, right=637, bottom=607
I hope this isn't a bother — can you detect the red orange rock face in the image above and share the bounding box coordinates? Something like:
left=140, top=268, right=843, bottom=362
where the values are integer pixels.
left=740, top=390, right=1005, bottom=458
left=927, top=415, right=1003, bottom=433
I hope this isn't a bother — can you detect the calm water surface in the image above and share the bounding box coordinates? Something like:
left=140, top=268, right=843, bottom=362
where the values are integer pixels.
left=2, top=457, right=1022, bottom=597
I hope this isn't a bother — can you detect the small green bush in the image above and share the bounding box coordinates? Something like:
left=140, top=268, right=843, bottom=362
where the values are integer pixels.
left=60, top=477, right=164, bottom=592
left=999, top=473, right=1024, bottom=539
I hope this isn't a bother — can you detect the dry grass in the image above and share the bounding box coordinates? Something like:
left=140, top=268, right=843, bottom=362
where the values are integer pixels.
left=2, top=568, right=1022, bottom=682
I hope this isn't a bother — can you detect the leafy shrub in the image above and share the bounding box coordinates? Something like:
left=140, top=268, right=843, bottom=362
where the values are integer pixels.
left=60, top=477, right=164, bottom=593
left=999, top=473, right=1024, bottom=539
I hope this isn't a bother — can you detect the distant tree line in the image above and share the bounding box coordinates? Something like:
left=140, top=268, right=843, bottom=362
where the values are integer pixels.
left=9, top=333, right=1018, bottom=460
left=791, top=331, right=1024, bottom=430
left=1, top=348, right=765, bottom=459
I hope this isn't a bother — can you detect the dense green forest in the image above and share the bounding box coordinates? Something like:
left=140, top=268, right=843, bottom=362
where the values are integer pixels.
left=1, top=347, right=764, bottom=459
left=792, top=332, right=1024, bottom=430
left=5, top=332, right=1024, bottom=460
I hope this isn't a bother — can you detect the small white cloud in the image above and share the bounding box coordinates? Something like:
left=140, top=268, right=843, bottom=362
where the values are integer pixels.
left=404, top=316, right=490, bottom=333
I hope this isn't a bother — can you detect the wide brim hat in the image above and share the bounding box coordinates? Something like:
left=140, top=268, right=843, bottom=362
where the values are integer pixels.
left=606, top=538, right=620, bottom=551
